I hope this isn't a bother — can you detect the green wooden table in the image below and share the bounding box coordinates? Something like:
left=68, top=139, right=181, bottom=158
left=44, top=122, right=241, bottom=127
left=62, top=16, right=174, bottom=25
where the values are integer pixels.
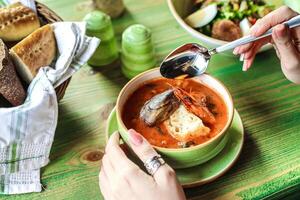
left=2, top=0, right=300, bottom=199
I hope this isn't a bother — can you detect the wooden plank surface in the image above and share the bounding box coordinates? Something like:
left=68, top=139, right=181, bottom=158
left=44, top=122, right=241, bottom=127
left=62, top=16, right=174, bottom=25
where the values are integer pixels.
left=1, top=0, right=300, bottom=199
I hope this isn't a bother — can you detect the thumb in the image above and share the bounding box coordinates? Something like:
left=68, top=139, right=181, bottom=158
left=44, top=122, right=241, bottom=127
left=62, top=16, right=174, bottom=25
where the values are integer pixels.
left=128, top=129, right=175, bottom=183
left=272, top=24, right=299, bottom=70
left=272, top=24, right=300, bottom=83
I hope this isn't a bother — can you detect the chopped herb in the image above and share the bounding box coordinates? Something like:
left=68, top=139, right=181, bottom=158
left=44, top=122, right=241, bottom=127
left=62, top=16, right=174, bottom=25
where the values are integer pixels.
left=195, top=0, right=274, bottom=36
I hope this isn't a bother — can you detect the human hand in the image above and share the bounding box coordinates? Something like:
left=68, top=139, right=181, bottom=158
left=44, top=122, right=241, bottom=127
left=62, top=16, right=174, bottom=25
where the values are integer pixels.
left=99, top=129, right=186, bottom=200
left=233, top=6, right=300, bottom=84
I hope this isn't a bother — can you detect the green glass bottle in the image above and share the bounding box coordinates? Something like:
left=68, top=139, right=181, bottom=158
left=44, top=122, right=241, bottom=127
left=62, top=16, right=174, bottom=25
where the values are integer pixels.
left=83, top=11, right=119, bottom=67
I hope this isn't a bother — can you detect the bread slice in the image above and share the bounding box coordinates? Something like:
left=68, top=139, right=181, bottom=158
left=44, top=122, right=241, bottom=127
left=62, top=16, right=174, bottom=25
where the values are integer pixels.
left=0, top=3, right=40, bottom=41
left=10, top=24, right=56, bottom=83
left=0, top=39, right=26, bottom=106
left=164, top=104, right=210, bottom=142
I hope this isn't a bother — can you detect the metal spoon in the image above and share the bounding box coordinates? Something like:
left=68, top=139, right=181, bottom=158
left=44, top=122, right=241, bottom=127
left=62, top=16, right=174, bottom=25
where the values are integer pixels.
left=160, top=15, right=300, bottom=79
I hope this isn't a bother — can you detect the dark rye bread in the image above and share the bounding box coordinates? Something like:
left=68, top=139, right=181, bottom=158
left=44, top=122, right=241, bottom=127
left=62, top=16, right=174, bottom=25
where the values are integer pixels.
left=0, top=39, right=26, bottom=106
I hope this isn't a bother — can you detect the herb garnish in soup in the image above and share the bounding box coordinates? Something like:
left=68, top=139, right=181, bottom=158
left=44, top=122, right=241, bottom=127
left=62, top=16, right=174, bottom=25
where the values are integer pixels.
left=122, top=78, right=228, bottom=148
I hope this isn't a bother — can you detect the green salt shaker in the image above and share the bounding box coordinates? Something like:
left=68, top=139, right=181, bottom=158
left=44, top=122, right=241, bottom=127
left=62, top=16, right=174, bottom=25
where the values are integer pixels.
left=83, top=11, right=118, bottom=67
left=121, top=24, right=156, bottom=79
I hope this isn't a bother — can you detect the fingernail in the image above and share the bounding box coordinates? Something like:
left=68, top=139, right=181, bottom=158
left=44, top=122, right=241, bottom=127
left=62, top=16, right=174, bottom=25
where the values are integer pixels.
left=233, top=48, right=239, bottom=55
left=242, top=60, right=248, bottom=71
left=240, top=53, right=245, bottom=61
left=128, top=129, right=143, bottom=146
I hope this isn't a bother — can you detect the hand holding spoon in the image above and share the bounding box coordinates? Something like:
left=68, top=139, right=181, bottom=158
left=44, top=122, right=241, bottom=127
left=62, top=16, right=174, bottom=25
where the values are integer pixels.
left=160, top=15, right=300, bottom=79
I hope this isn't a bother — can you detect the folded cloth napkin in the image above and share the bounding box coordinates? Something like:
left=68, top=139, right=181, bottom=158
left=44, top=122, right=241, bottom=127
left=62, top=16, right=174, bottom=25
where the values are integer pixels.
left=0, top=21, right=99, bottom=194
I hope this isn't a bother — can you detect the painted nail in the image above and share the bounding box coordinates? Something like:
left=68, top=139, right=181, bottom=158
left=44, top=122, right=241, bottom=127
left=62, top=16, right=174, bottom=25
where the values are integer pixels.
left=242, top=60, right=248, bottom=71
left=239, top=54, right=245, bottom=62
left=233, top=49, right=238, bottom=55
left=233, top=47, right=239, bottom=55
left=128, top=129, right=143, bottom=146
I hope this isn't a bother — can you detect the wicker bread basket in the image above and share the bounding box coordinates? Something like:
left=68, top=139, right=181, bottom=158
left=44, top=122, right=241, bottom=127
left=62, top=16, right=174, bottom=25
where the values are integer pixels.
left=35, top=1, right=71, bottom=101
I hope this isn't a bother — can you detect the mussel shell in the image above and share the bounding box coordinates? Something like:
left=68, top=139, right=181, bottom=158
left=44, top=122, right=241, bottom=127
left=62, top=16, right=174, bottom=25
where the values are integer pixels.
left=140, top=89, right=180, bottom=126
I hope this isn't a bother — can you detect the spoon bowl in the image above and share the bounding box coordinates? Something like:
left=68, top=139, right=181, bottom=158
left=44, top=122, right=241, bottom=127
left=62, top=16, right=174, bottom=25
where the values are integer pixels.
left=160, top=43, right=210, bottom=79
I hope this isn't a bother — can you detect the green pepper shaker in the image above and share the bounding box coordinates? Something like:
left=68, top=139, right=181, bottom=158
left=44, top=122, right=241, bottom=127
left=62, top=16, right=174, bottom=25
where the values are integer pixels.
left=121, top=24, right=156, bottom=79
left=83, top=11, right=119, bottom=67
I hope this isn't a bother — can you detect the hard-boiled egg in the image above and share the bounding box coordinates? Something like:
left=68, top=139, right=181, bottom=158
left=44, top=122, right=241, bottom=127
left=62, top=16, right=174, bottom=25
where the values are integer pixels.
left=239, top=18, right=252, bottom=36
left=185, top=4, right=218, bottom=28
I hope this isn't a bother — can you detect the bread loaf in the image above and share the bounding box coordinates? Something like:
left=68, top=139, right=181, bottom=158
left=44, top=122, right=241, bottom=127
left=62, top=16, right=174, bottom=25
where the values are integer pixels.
left=164, top=104, right=210, bottom=142
left=10, top=24, right=56, bottom=83
left=0, top=3, right=40, bottom=41
left=0, top=39, right=26, bottom=106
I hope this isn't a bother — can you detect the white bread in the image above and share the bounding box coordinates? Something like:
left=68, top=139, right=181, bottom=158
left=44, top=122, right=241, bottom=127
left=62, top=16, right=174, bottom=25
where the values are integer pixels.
left=0, top=3, right=40, bottom=41
left=164, top=104, right=210, bottom=142
left=10, top=24, right=56, bottom=83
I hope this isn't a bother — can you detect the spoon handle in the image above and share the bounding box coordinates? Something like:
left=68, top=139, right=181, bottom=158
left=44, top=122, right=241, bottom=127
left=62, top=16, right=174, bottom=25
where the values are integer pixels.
left=213, top=15, right=300, bottom=54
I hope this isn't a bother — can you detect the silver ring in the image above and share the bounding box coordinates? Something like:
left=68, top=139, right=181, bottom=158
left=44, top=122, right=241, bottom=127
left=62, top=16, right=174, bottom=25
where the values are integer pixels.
left=144, top=155, right=165, bottom=176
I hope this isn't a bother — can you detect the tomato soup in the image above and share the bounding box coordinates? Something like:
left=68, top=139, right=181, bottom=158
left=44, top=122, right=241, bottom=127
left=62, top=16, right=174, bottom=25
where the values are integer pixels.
left=122, top=78, right=228, bottom=148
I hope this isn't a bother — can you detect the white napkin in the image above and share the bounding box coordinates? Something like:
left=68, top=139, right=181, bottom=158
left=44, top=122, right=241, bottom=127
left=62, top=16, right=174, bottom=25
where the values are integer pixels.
left=0, top=22, right=99, bottom=194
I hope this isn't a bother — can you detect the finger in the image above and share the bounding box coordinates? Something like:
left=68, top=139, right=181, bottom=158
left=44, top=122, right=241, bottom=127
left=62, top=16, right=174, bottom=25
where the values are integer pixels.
left=106, top=131, right=154, bottom=191
left=272, top=43, right=281, bottom=59
left=233, top=19, right=264, bottom=55
left=241, top=42, right=264, bottom=71
left=291, top=27, right=300, bottom=52
left=99, top=168, right=115, bottom=200
left=239, top=54, right=245, bottom=62
left=251, top=6, right=298, bottom=37
left=101, top=154, right=116, bottom=180
left=102, top=153, right=135, bottom=200
left=272, top=24, right=300, bottom=71
left=234, top=6, right=297, bottom=55
left=244, top=40, right=267, bottom=60
left=234, top=37, right=271, bottom=55
left=243, top=35, right=284, bottom=71
left=233, top=43, right=254, bottom=55
left=127, top=129, right=158, bottom=163
left=128, top=129, right=176, bottom=185
left=273, top=24, right=300, bottom=83
left=105, top=131, right=137, bottom=170
left=243, top=56, right=255, bottom=72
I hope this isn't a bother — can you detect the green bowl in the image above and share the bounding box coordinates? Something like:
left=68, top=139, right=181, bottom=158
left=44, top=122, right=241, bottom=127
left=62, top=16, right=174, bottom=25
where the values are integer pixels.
left=116, top=68, right=234, bottom=169
left=167, top=0, right=284, bottom=54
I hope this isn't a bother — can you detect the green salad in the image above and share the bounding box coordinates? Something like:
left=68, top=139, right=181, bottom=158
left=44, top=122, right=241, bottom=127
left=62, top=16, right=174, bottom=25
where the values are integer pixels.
left=187, top=0, right=274, bottom=41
